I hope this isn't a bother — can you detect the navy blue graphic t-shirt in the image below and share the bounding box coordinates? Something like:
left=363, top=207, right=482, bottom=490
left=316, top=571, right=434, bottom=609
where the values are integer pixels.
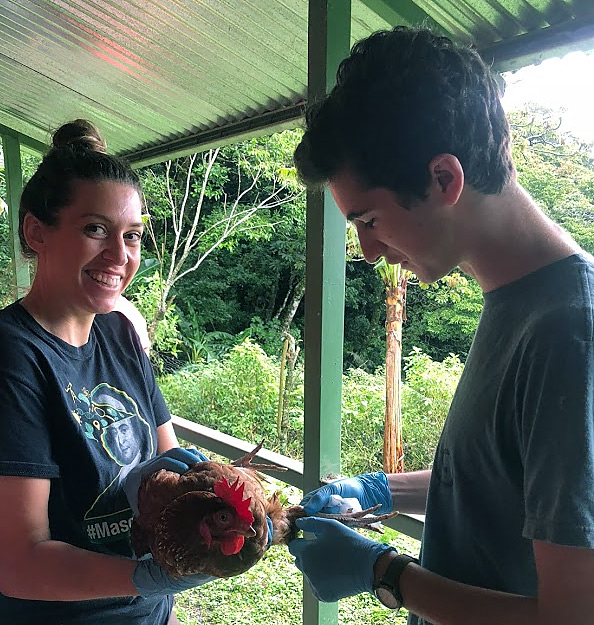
left=0, top=302, right=173, bottom=624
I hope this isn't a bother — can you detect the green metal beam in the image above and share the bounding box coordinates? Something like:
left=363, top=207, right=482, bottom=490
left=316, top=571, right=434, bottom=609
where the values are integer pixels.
left=123, top=103, right=304, bottom=168
left=481, top=14, right=594, bottom=73
left=303, top=1, right=351, bottom=624
left=1, top=133, right=30, bottom=298
left=0, top=124, right=47, bottom=155
left=360, top=0, right=444, bottom=32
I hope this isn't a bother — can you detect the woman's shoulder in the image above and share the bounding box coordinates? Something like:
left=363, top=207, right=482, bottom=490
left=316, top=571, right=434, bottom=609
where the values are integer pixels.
left=0, top=301, right=36, bottom=339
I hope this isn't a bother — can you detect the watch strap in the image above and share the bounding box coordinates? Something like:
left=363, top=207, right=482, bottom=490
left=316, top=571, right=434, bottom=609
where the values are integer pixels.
left=374, top=552, right=419, bottom=608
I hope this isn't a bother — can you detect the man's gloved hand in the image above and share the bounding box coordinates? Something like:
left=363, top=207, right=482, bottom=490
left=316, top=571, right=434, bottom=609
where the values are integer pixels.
left=288, top=517, right=393, bottom=602
left=300, top=472, right=392, bottom=516
left=133, top=556, right=216, bottom=597
left=124, top=447, right=208, bottom=515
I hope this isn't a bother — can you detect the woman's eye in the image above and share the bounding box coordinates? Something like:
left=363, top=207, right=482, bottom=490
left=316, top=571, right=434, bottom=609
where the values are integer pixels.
left=363, top=218, right=375, bottom=229
left=84, top=224, right=108, bottom=237
left=125, top=231, right=143, bottom=243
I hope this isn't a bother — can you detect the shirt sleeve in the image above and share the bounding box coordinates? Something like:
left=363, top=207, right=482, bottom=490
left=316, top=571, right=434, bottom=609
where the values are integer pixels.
left=0, top=343, right=60, bottom=478
left=520, top=309, right=594, bottom=547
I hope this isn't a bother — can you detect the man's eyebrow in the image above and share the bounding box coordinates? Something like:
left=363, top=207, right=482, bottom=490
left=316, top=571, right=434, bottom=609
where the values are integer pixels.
left=346, top=210, right=368, bottom=222
left=80, top=213, right=144, bottom=228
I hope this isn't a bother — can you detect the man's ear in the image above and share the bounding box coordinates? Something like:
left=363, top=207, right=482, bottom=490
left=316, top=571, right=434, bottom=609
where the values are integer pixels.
left=427, top=154, right=464, bottom=205
left=22, top=213, right=47, bottom=253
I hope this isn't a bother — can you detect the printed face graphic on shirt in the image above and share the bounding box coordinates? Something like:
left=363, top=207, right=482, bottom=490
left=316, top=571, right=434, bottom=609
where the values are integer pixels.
left=66, top=382, right=156, bottom=545
left=69, top=382, right=154, bottom=465
left=103, top=418, right=141, bottom=466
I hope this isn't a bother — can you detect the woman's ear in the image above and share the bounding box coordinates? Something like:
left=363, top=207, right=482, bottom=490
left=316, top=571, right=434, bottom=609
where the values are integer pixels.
left=427, top=154, right=464, bottom=205
left=22, top=213, right=46, bottom=254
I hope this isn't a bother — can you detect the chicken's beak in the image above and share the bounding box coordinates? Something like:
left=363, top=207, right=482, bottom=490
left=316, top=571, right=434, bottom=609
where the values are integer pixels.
left=240, top=523, right=256, bottom=538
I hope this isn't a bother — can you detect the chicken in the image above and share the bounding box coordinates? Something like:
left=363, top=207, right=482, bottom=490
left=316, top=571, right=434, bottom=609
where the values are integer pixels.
left=130, top=442, right=397, bottom=579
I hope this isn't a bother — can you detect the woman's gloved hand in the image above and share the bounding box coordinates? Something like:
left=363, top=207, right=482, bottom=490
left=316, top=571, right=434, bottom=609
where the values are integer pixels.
left=288, top=517, right=394, bottom=602
left=133, top=556, right=216, bottom=597
left=300, top=472, right=392, bottom=516
left=123, top=447, right=208, bottom=515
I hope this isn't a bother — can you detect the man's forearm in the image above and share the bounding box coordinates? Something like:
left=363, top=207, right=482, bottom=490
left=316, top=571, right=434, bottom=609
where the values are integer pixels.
left=1, top=539, right=138, bottom=600
left=388, top=470, right=431, bottom=514
left=374, top=550, right=537, bottom=625
left=399, top=561, right=539, bottom=625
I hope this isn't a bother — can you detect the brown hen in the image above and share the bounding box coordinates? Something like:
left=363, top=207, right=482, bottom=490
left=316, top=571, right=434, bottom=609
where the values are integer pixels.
left=130, top=443, right=397, bottom=579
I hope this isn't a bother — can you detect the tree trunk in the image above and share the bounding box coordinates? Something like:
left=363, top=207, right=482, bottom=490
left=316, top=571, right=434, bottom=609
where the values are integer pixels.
left=278, top=279, right=305, bottom=337
left=384, top=271, right=407, bottom=473
left=277, top=333, right=299, bottom=454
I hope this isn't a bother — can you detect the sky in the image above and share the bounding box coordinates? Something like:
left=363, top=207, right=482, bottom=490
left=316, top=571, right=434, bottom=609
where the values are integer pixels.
left=501, top=50, right=594, bottom=144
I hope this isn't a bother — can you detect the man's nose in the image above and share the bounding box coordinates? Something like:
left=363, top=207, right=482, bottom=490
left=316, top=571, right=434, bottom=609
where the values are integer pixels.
left=358, top=230, right=384, bottom=264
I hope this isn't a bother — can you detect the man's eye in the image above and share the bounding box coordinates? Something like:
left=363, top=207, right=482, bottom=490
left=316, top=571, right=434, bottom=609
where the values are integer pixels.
left=362, top=218, right=375, bottom=229
left=84, top=224, right=108, bottom=237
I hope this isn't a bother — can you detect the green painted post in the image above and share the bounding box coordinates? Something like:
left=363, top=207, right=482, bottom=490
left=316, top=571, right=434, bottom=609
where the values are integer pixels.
left=1, top=133, right=30, bottom=298
left=303, top=2, right=351, bottom=625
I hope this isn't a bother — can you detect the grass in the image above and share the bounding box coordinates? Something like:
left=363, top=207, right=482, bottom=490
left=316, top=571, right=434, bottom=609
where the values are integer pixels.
left=174, top=528, right=420, bottom=625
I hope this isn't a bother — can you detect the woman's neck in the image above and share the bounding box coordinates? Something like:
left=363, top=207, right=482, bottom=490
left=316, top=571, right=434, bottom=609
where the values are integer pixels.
left=20, top=288, right=94, bottom=347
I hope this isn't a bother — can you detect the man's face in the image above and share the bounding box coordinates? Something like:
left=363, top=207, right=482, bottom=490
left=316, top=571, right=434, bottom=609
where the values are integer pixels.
left=106, top=419, right=140, bottom=465
left=329, top=169, right=460, bottom=284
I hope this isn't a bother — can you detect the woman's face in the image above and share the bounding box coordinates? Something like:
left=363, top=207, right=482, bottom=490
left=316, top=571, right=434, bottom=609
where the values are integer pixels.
left=32, top=179, right=143, bottom=317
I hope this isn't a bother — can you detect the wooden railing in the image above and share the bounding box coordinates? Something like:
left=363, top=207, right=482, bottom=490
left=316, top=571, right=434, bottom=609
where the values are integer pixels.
left=171, top=415, right=424, bottom=541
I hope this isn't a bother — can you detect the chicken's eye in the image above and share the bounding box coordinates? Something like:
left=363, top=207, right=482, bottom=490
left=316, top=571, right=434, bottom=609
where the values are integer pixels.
left=213, top=510, right=233, bottom=528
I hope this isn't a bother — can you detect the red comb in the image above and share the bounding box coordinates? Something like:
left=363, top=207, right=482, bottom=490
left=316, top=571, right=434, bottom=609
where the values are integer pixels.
left=213, top=477, right=254, bottom=524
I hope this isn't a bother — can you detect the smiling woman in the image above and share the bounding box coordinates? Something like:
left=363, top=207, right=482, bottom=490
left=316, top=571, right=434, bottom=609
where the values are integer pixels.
left=0, top=120, right=216, bottom=625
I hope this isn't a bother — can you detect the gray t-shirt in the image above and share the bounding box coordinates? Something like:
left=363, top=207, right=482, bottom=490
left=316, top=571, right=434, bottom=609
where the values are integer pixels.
left=409, top=254, right=594, bottom=625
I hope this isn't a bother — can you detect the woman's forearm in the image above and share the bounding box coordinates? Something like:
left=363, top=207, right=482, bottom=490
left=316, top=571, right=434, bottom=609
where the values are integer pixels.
left=0, top=538, right=138, bottom=601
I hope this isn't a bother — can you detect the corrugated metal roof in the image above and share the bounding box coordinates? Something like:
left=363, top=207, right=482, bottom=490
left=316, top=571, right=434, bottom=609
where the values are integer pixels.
left=1, top=0, right=593, bottom=166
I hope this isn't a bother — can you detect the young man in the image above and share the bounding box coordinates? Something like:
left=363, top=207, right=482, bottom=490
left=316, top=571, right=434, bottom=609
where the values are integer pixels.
left=288, top=26, right=594, bottom=625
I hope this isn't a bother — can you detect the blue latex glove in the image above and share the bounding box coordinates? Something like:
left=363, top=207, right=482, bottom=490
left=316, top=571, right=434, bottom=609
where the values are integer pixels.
left=288, top=517, right=394, bottom=602
left=300, top=472, right=392, bottom=516
left=124, top=447, right=208, bottom=515
left=133, top=556, right=216, bottom=597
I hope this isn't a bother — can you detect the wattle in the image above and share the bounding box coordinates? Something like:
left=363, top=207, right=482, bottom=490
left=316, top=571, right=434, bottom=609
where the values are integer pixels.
left=220, top=535, right=245, bottom=556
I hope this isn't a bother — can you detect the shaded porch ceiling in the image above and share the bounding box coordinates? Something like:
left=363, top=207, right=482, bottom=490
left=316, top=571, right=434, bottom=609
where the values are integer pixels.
left=1, top=0, right=594, bottom=167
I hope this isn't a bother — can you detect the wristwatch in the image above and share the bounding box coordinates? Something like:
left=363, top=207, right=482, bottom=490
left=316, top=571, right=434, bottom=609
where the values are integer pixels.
left=373, top=552, right=419, bottom=610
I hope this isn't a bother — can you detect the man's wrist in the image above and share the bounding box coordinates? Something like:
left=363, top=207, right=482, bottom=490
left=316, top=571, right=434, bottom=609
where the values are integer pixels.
left=373, top=547, right=399, bottom=584
left=373, top=549, right=419, bottom=610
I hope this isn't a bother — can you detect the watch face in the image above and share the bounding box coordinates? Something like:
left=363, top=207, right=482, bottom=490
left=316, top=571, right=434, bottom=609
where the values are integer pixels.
left=375, top=586, right=401, bottom=610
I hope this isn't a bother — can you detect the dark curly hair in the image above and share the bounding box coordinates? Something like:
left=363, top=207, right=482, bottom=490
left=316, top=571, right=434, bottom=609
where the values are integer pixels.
left=294, top=27, right=514, bottom=204
left=19, top=119, right=142, bottom=258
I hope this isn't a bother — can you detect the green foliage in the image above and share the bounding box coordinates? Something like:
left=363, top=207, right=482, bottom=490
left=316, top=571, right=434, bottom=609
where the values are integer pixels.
left=160, top=340, right=460, bottom=474
left=401, top=348, right=464, bottom=470
left=340, top=368, right=386, bottom=474
left=0, top=149, right=40, bottom=307
left=405, top=273, right=483, bottom=361
left=510, top=106, right=594, bottom=255
left=177, top=303, right=234, bottom=363
left=174, top=526, right=418, bottom=625
left=340, top=349, right=463, bottom=474
left=159, top=338, right=303, bottom=453
left=125, top=271, right=181, bottom=355
left=137, top=130, right=307, bottom=355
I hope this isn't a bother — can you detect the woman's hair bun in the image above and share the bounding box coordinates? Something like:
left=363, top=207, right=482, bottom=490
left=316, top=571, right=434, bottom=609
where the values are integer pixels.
left=51, top=119, right=108, bottom=154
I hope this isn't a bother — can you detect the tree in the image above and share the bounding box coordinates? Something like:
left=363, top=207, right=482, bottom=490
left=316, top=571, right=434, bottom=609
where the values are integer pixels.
left=0, top=149, right=40, bottom=307
left=136, top=133, right=303, bottom=346
left=510, top=105, right=594, bottom=254
left=375, top=259, right=410, bottom=473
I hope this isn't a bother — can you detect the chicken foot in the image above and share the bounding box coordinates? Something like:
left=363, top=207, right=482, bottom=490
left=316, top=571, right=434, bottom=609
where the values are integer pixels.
left=231, top=440, right=287, bottom=472
left=315, top=504, right=399, bottom=534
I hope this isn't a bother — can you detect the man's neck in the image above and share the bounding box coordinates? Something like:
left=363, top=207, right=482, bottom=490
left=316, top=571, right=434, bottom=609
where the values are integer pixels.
left=456, top=181, right=581, bottom=293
